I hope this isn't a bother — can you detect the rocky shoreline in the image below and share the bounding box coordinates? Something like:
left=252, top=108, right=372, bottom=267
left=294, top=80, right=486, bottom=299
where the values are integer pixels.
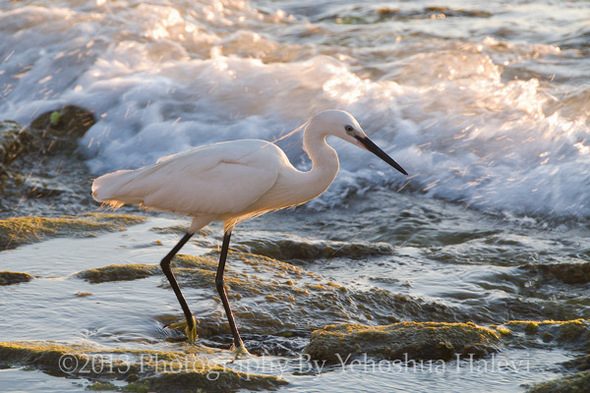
left=0, top=213, right=588, bottom=392
left=1, top=110, right=589, bottom=392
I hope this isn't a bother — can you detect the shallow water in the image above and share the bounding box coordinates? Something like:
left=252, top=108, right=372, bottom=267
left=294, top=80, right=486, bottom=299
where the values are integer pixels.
left=1, top=200, right=588, bottom=391
left=1, top=0, right=589, bottom=391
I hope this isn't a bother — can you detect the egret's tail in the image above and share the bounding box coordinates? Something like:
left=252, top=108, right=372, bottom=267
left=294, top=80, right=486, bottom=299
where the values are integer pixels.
left=92, top=169, right=144, bottom=208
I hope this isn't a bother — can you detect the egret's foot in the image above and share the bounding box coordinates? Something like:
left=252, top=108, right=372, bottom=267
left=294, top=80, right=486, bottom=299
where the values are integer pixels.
left=167, top=316, right=198, bottom=343
left=231, top=342, right=250, bottom=358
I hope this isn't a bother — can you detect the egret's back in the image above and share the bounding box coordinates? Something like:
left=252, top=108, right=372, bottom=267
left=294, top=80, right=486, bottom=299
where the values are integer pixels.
left=92, top=139, right=286, bottom=218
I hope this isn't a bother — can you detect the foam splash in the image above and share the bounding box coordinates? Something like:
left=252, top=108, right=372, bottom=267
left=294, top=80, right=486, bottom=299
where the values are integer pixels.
left=0, top=0, right=588, bottom=219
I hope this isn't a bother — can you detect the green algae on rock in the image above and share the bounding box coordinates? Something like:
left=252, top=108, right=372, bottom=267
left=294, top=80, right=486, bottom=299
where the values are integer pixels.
left=305, top=322, right=501, bottom=363
left=0, top=341, right=286, bottom=393
left=0, top=271, right=35, bottom=285
left=75, top=263, right=161, bottom=284
left=0, top=213, right=147, bottom=249
left=73, top=254, right=218, bottom=284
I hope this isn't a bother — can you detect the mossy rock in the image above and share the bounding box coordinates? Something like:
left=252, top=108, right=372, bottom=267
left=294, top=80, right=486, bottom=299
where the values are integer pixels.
left=134, top=368, right=286, bottom=393
left=0, top=213, right=147, bottom=249
left=0, top=341, right=95, bottom=376
left=75, top=264, right=161, bottom=283
left=87, top=381, right=118, bottom=391
left=74, top=251, right=466, bottom=341
left=0, top=341, right=286, bottom=392
left=169, top=252, right=467, bottom=338
left=527, top=369, right=590, bottom=393
left=0, top=271, right=35, bottom=285
left=305, top=321, right=501, bottom=363
left=503, top=320, right=590, bottom=350
left=73, top=254, right=216, bottom=284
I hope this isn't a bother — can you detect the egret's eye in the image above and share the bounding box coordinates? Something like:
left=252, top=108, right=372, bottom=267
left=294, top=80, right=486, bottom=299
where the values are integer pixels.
left=345, top=125, right=355, bottom=135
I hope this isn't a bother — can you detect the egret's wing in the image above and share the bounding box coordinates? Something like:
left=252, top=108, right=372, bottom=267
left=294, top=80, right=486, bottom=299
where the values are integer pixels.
left=93, top=140, right=281, bottom=217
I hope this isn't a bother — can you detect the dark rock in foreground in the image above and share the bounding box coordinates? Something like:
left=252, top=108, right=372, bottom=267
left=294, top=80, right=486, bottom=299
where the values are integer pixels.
left=527, top=369, right=590, bottom=393
left=0, top=341, right=286, bottom=393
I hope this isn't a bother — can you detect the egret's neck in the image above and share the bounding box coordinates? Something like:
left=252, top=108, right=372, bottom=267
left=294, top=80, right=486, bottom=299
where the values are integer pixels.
left=302, top=129, right=339, bottom=190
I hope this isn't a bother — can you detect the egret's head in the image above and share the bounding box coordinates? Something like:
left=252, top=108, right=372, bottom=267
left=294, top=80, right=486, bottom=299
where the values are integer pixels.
left=310, top=110, right=408, bottom=176
left=310, top=110, right=366, bottom=144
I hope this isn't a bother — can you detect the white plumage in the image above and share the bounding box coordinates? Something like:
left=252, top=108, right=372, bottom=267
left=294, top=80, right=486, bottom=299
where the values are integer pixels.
left=91, top=110, right=407, bottom=352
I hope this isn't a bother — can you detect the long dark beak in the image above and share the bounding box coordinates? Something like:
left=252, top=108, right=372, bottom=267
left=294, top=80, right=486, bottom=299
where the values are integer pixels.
left=355, top=135, right=408, bottom=176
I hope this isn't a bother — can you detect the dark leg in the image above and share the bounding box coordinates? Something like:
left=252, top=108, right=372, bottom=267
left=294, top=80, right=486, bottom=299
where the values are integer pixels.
left=216, top=230, right=246, bottom=352
left=160, top=232, right=197, bottom=342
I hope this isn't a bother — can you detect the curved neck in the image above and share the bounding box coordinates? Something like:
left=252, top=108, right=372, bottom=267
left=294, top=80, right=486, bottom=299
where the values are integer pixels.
left=301, top=128, right=340, bottom=195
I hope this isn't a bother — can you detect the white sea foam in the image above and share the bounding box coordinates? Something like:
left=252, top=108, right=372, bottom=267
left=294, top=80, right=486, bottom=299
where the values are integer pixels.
left=0, top=0, right=588, bottom=218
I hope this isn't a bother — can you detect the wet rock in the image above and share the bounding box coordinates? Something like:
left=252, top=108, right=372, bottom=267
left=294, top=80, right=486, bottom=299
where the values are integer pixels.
left=28, top=105, right=96, bottom=155
left=0, top=121, right=28, bottom=166
left=232, top=232, right=394, bottom=262
left=520, top=263, right=590, bottom=285
left=503, top=319, right=590, bottom=346
left=1, top=106, right=94, bottom=167
left=0, top=341, right=286, bottom=392
left=305, top=322, right=501, bottom=363
left=526, top=369, right=590, bottom=393
left=0, top=271, right=35, bottom=285
left=171, top=251, right=468, bottom=339
left=75, top=263, right=160, bottom=283
left=502, top=319, right=590, bottom=351
left=0, top=106, right=97, bottom=218
left=0, top=154, right=96, bottom=218
left=74, top=250, right=467, bottom=344
left=0, top=213, right=147, bottom=249
left=563, top=354, right=590, bottom=371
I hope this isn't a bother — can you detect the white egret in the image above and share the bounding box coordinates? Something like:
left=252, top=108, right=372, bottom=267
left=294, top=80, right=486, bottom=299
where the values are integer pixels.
left=91, top=110, right=407, bottom=353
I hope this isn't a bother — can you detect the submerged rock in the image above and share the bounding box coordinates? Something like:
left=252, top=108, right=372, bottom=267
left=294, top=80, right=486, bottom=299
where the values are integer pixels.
left=0, top=341, right=286, bottom=392
left=0, top=213, right=146, bottom=249
left=305, top=322, right=501, bottom=363
left=0, top=271, right=35, bottom=285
